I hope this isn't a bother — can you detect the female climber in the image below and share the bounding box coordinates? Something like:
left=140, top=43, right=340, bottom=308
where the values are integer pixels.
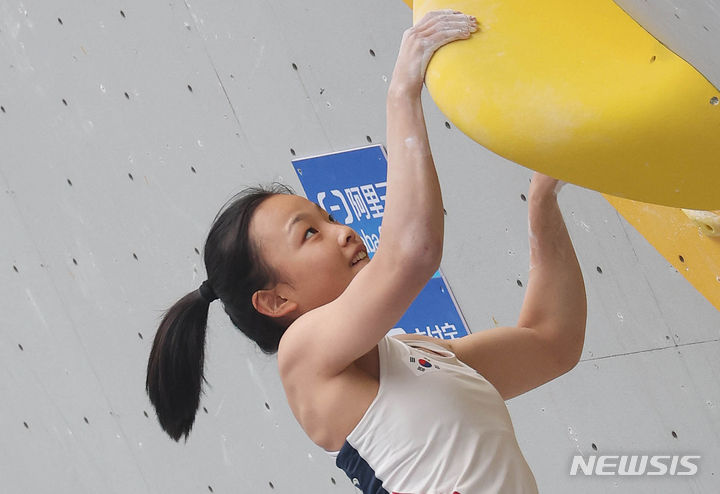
left=146, top=9, right=587, bottom=493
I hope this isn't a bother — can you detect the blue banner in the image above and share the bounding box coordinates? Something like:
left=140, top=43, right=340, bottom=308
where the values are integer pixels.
left=292, top=145, right=468, bottom=340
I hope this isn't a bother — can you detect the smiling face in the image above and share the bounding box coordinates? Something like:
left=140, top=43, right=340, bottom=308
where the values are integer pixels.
left=249, top=194, right=369, bottom=323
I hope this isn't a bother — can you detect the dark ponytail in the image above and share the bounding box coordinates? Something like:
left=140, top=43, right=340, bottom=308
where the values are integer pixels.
left=146, top=183, right=294, bottom=442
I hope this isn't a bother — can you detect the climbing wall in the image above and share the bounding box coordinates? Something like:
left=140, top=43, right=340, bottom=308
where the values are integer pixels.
left=0, top=0, right=717, bottom=492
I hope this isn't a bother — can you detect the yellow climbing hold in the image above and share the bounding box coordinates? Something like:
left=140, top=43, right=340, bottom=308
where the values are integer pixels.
left=413, top=0, right=720, bottom=210
left=605, top=196, right=720, bottom=312
left=681, top=209, right=720, bottom=237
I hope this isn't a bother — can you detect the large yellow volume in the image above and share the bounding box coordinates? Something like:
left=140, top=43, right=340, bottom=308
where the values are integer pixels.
left=413, top=0, right=720, bottom=210
left=605, top=196, right=720, bottom=312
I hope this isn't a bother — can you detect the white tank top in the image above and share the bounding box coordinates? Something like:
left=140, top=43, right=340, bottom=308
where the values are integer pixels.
left=326, top=335, right=538, bottom=494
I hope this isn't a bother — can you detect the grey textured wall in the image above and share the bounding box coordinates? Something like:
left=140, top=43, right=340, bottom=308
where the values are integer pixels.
left=1, top=0, right=718, bottom=492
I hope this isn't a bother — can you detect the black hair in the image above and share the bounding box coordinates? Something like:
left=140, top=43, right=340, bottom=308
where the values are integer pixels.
left=145, top=183, right=294, bottom=442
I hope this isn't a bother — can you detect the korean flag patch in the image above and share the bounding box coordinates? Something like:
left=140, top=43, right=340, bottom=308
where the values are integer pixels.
left=407, top=354, right=440, bottom=376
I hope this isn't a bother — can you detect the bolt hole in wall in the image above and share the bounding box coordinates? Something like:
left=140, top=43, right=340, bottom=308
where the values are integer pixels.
left=1, top=106, right=5, bottom=113
left=445, top=121, right=451, bottom=129
left=711, top=96, right=719, bottom=105
left=369, top=49, right=376, bottom=57
left=596, top=266, right=603, bottom=274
